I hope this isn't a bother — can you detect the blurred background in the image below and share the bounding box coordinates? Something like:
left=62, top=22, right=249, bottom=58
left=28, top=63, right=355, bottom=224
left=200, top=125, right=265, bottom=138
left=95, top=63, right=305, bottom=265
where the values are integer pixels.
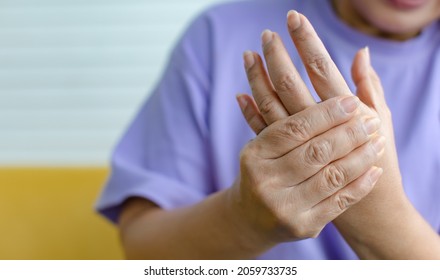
left=0, top=0, right=229, bottom=259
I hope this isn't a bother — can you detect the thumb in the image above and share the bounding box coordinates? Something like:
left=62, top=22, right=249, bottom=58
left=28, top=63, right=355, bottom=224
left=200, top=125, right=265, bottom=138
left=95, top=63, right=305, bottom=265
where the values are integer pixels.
left=351, top=47, right=389, bottom=115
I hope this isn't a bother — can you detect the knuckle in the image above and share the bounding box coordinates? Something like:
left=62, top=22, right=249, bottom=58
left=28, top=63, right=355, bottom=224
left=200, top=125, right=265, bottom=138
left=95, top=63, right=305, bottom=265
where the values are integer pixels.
left=287, top=222, right=321, bottom=240
left=263, top=40, right=278, bottom=57
left=305, top=139, right=332, bottom=166
left=348, top=144, right=377, bottom=171
left=275, top=73, right=297, bottom=93
left=284, top=116, right=311, bottom=141
left=335, top=192, right=357, bottom=212
left=247, top=65, right=261, bottom=85
left=306, top=54, right=330, bottom=79
left=293, top=26, right=313, bottom=43
left=321, top=102, right=338, bottom=123
left=323, top=164, right=347, bottom=193
left=345, top=123, right=361, bottom=144
left=256, top=95, right=277, bottom=116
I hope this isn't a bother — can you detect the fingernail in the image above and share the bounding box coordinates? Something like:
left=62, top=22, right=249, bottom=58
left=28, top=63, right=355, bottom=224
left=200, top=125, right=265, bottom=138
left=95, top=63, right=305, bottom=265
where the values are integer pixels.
left=363, top=46, right=371, bottom=73
left=372, top=136, right=386, bottom=154
left=363, top=117, right=381, bottom=136
left=340, top=96, right=359, bottom=114
left=364, top=46, right=370, bottom=67
left=369, top=167, right=383, bottom=185
left=261, top=29, right=273, bottom=46
left=236, top=94, right=248, bottom=110
left=243, top=51, right=255, bottom=71
left=287, top=10, right=301, bottom=31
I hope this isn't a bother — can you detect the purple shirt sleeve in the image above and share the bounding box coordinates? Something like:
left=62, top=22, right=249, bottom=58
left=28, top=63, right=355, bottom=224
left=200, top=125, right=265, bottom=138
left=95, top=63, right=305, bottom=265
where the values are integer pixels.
left=95, top=14, right=215, bottom=223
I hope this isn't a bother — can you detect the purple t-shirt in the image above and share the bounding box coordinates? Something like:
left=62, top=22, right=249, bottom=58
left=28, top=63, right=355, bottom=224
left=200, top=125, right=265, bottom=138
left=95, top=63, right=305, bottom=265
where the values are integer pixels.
left=96, top=0, right=440, bottom=259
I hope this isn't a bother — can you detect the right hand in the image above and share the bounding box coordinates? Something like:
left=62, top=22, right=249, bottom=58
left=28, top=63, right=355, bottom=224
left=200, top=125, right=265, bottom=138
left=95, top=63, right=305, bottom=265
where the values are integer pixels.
left=229, top=94, right=384, bottom=244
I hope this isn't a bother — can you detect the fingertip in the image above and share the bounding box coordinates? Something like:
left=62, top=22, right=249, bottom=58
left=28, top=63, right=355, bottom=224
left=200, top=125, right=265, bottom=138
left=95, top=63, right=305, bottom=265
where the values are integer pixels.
left=369, top=166, right=383, bottom=186
left=287, top=10, right=301, bottom=31
left=364, top=46, right=370, bottom=66
left=261, top=29, right=274, bottom=46
left=361, top=46, right=371, bottom=75
left=372, top=135, right=386, bottom=155
left=236, top=94, right=249, bottom=111
left=243, top=50, right=255, bottom=71
left=352, top=48, right=367, bottom=82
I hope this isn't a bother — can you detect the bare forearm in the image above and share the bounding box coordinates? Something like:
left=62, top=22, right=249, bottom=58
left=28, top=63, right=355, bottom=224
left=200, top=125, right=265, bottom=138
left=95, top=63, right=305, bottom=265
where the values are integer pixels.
left=335, top=185, right=440, bottom=259
left=119, top=189, right=273, bottom=259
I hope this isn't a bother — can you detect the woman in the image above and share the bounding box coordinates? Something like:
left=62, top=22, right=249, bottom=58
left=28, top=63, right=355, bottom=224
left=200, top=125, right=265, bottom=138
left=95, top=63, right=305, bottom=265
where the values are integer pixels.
left=96, top=0, right=440, bottom=259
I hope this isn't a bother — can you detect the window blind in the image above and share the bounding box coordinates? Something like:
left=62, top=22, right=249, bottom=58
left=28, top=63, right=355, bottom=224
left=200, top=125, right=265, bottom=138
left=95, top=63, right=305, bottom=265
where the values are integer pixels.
left=0, top=0, right=231, bottom=165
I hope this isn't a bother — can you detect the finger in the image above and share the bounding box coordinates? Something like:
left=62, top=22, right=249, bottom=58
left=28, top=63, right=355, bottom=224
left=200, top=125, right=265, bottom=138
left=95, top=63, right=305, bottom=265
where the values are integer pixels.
left=295, top=135, right=385, bottom=208
left=261, top=30, right=316, bottom=114
left=308, top=166, right=383, bottom=227
left=287, top=10, right=352, bottom=100
left=236, top=94, right=267, bottom=135
left=243, top=51, right=289, bottom=124
left=352, top=47, right=389, bottom=115
left=275, top=115, right=383, bottom=184
left=352, top=47, right=377, bottom=108
left=252, top=95, right=360, bottom=159
left=351, top=47, right=369, bottom=87
left=352, top=48, right=396, bottom=162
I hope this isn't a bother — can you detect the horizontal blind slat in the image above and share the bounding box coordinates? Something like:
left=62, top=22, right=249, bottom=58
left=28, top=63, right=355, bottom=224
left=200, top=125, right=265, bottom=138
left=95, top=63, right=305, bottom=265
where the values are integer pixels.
left=0, top=0, right=230, bottom=165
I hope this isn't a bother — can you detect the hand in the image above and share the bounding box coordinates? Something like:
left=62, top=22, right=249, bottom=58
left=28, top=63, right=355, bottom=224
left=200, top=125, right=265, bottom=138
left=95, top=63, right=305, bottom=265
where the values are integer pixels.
left=230, top=96, right=383, bottom=244
left=238, top=11, right=400, bottom=188
left=229, top=23, right=386, bottom=242
left=236, top=10, right=409, bottom=256
left=238, top=10, right=403, bottom=203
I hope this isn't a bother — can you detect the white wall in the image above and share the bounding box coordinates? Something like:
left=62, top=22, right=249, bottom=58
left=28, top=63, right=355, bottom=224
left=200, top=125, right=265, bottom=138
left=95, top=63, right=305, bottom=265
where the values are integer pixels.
left=0, top=0, right=231, bottom=166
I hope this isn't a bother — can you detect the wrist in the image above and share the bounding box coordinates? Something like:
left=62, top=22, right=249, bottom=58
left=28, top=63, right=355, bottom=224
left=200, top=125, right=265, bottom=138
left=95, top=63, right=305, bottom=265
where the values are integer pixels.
left=222, top=179, right=277, bottom=255
left=334, top=179, right=412, bottom=258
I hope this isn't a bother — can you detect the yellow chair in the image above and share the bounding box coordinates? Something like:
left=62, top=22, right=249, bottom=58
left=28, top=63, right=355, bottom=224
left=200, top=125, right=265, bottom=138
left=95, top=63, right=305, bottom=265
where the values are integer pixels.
left=0, top=167, right=123, bottom=259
